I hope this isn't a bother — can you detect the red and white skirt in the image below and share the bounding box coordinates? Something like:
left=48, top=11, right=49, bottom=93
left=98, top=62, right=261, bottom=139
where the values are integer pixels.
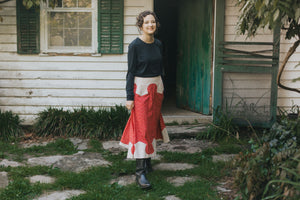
left=120, top=76, right=169, bottom=159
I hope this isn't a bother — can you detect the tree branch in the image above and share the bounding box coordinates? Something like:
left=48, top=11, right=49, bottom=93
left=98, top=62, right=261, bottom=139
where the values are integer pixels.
left=277, top=40, right=300, bottom=93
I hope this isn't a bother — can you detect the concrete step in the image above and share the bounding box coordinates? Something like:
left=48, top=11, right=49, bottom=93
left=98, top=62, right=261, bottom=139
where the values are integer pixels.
left=166, top=124, right=209, bottom=139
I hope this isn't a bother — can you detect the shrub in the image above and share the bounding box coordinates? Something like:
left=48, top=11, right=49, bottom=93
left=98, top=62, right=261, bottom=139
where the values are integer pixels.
left=33, top=106, right=130, bottom=139
left=0, top=110, right=23, bottom=141
left=234, top=115, right=300, bottom=200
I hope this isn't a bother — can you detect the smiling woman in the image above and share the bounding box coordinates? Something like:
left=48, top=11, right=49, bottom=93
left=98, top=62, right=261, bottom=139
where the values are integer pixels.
left=120, top=10, right=169, bottom=190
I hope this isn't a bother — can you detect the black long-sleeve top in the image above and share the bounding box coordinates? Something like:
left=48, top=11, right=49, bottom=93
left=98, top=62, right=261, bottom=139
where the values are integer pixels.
left=126, top=37, right=163, bottom=100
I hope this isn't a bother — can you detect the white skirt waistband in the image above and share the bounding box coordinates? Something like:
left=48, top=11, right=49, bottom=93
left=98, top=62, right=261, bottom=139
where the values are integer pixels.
left=134, top=76, right=164, bottom=96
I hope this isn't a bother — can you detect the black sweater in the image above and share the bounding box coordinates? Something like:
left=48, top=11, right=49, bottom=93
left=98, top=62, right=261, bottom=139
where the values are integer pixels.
left=126, top=37, right=163, bottom=100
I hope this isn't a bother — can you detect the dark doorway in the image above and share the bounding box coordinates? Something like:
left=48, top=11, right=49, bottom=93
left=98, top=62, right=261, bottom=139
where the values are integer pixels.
left=154, top=0, right=179, bottom=102
left=155, top=0, right=214, bottom=115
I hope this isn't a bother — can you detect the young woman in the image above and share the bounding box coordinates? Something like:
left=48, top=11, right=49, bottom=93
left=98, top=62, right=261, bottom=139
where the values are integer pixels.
left=120, top=10, right=169, bottom=189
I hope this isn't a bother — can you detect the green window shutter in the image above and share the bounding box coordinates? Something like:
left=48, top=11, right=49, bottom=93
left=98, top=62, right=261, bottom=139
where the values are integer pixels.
left=17, top=1, right=40, bottom=54
left=98, top=0, right=124, bottom=54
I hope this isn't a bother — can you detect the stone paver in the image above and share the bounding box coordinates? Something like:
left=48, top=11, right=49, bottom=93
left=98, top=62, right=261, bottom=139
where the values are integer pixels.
left=33, top=190, right=85, bottom=200
left=21, top=141, right=49, bottom=148
left=153, top=163, right=196, bottom=171
left=157, top=139, right=217, bottom=154
left=165, top=195, right=181, bottom=200
left=27, top=152, right=111, bottom=172
left=29, top=175, right=56, bottom=184
left=110, top=175, right=136, bottom=186
left=212, top=154, right=237, bottom=163
left=69, top=138, right=89, bottom=150
left=0, top=172, right=9, bottom=189
left=166, top=176, right=199, bottom=187
left=102, top=141, right=127, bottom=154
left=0, top=159, right=24, bottom=167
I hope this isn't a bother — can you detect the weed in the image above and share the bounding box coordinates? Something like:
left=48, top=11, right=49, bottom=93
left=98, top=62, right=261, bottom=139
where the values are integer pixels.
left=0, top=110, right=23, bottom=141
left=197, top=106, right=239, bottom=141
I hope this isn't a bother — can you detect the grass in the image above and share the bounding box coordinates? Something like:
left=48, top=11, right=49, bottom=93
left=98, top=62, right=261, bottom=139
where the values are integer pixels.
left=0, top=137, right=240, bottom=200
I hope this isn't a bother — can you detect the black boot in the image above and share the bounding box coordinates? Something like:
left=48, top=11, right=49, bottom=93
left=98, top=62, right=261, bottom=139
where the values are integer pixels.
left=136, top=159, right=151, bottom=189
left=145, top=158, right=153, bottom=174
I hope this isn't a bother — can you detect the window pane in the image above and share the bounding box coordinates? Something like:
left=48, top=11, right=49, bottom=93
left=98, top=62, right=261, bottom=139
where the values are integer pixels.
left=65, top=28, right=78, bottom=46
left=65, top=13, right=78, bottom=28
left=47, top=0, right=91, bottom=8
left=63, top=0, right=77, bottom=8
left=79, top=12, right=91, bottom=28
left=50, top=29, right=64, bottom=46
left=78, top=0, right=91, bottom=8
left=49, top=0, right=62, bottom=8
left=79, top=29, right=92, bottom=46
left=48, top=12, right=92, bottom=48
left=49, top=13, right=64, bottom=28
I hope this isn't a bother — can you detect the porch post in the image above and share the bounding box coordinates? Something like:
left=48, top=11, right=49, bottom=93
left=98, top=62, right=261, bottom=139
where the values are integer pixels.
left=213, top=0, right=225, bottom=121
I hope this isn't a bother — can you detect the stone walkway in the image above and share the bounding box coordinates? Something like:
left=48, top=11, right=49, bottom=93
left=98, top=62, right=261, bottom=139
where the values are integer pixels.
left=0, top=126, right=237, bottom=200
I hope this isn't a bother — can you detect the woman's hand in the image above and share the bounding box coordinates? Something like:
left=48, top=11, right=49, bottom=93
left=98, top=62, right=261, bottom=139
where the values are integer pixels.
left=126, top=100, right=134, bottom=110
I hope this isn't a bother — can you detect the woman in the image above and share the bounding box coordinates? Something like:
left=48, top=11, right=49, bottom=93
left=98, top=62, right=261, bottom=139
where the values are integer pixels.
left=120, top=10, right=169, bottom=189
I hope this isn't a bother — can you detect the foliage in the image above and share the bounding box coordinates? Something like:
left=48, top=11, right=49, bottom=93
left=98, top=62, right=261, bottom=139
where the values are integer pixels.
left=33, top=106, right=130, bottom=140
left=0, top=110, right=23, bottom=141
left=234, top=114, right=300, bottom=200
left=197, top=106, right=239, bottom=141
left=21, top=0, right=60, bottom=9
left=235, top=0, right=300, bottom=93
left=236, top=0, right=300, bottom=40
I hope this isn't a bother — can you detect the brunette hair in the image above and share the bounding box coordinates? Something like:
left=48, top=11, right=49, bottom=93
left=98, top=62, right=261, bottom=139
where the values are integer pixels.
left=136, top=10, right=160, bottom=31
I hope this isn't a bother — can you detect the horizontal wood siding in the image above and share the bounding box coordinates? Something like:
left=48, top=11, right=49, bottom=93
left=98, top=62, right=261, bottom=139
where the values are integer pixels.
left=0, top=0, right=151, bottom=124
left=224, top=0, right=300, bottom=112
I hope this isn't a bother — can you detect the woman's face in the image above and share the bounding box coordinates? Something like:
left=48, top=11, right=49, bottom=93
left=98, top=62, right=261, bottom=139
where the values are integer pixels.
left=141, top=14, right=156, bottom=35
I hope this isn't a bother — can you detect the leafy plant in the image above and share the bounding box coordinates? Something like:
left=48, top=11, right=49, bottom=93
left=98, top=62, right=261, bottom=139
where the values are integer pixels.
left=0, top=110, right=23, bottom=141
left=234, top=114, right=300, bottom=200
left=33, top=106, right=130, bottom=139
left=262, top=150, right=300, bottom=200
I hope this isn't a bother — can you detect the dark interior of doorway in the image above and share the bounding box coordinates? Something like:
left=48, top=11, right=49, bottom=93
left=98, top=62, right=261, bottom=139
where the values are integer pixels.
left=154, top=0, right=179, bottom=108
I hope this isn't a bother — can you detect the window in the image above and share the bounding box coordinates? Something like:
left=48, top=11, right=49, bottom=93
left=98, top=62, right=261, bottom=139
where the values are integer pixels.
left=17, top=0, right=124, bottom=55
left=41, top=0, right=97, bottom=53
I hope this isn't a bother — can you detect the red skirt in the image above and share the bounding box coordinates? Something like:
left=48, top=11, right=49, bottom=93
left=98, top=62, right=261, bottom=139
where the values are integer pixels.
left=120, top=76, right=169, bottom=159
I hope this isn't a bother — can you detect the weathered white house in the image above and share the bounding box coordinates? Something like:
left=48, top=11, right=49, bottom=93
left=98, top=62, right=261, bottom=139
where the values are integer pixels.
left=0, top=0, right=299, bottom=126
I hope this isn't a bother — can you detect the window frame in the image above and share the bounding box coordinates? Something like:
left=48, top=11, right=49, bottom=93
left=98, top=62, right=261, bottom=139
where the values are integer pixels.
left=40, top=0, right=98, bottom=54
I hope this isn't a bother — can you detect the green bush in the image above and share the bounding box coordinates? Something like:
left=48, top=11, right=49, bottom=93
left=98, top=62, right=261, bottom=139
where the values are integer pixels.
left=234, top=116, right=300, bottom=200
left=33, top=106, right=130, bottom=139
left=0, top=110, right=23, bottom=141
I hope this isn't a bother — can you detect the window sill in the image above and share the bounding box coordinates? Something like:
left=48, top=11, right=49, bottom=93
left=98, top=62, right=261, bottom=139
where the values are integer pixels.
left=39, top=52, right=102, bottom=57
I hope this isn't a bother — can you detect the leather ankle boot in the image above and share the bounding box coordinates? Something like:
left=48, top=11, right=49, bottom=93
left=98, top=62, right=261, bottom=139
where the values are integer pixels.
left=145, top=158, right=153, bottom=174
left=136, top=159, right=151, bottom=189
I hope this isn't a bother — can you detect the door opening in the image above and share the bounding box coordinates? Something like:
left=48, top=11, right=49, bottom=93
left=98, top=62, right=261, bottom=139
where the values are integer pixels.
left=154, top=0, right=179, bottom=107
left=155, top=0, right=213, bottom=115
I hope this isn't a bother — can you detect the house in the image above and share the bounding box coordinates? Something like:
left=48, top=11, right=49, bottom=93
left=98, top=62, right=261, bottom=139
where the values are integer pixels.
left=0, top=0, right=299, bottom=126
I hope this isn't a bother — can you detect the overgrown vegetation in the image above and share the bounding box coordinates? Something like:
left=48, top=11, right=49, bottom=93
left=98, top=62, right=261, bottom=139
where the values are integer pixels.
left=234, top=114, right=300, bottom=200
left=197, top=107, right=240, bottom=141
left=0, top=110, right=23, bottom=141
left=33, top=106, right=130, bottom=139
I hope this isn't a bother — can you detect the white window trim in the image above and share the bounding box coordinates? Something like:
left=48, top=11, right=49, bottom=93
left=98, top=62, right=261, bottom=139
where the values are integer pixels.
left=40, top=0, right=98, bottom=54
